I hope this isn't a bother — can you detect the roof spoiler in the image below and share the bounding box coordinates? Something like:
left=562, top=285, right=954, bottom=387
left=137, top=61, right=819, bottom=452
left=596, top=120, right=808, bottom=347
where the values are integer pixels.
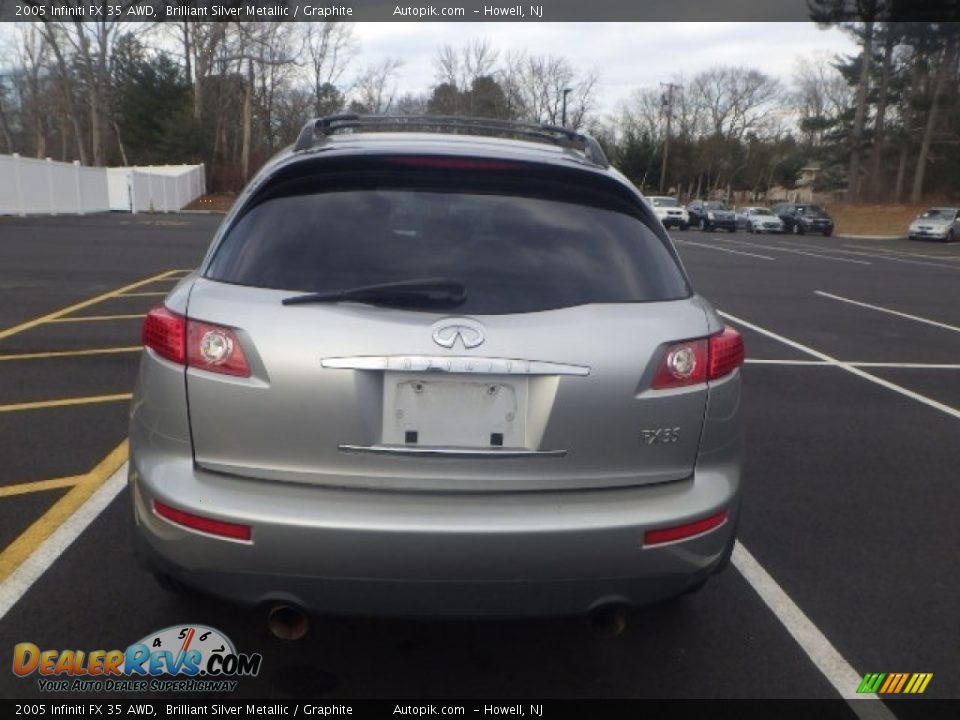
left=292, top=114, right=609, bottom=168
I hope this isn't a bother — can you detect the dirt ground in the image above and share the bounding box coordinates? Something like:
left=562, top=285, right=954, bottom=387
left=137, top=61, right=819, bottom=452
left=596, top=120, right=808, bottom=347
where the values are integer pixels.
left=183, top=193, right=942, bottom=238
left=183, top=193, right=237, bottom=213
left=824, top=202, right=933, bottom=236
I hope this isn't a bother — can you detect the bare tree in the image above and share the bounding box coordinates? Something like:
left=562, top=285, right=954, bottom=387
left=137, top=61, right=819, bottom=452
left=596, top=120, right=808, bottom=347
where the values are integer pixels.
left=501, top=51, right=599, bottom=127
left=790, top=54, right=853, bottom=147
left=350, top=58, right=403, bottom=114
left=690, top=66, right=782, bottom=141
left=304, top=22, right=356, bottom=116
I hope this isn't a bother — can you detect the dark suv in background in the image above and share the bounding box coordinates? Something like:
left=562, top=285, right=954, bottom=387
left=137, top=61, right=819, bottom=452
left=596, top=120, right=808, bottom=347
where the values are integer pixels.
left=773, top=203, right=835, bottom=236
left=686, top=200, right=737, bottom=232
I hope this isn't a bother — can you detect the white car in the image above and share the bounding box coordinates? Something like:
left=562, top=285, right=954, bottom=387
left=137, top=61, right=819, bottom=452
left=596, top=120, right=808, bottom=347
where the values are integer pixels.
left=736, top=207, right=784, bottom=234
left=646, top=196, right=690, bottom=230
left=908, top=207, right=959, bottom=243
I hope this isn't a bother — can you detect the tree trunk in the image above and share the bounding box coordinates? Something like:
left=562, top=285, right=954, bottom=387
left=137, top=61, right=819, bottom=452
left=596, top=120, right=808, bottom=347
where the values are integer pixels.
left=847, top=20, right=875, bottom=203
left=241, top=60, right=253, bottom=183
left=911, top=38, right=957, bottom=203
left=867, top=26, right=895, bottom=201
left=893, top=143, right=909, bottom=202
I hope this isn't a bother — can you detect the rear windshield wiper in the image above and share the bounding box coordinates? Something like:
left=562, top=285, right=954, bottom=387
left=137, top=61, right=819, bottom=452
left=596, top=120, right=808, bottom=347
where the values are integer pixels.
left=282, top=278, right=466, bottom=308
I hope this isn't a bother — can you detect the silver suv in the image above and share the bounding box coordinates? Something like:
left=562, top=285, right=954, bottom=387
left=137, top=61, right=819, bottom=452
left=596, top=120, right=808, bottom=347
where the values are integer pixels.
left=130, top=115, right=744, bottom=629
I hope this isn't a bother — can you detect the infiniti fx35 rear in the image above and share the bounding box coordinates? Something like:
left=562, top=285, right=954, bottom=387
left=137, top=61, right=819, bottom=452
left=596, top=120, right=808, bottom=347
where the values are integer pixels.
left=129, top=120, right=744, bottom=618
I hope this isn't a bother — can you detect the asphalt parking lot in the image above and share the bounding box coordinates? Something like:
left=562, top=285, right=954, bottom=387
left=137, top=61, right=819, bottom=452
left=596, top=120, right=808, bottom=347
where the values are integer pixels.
left=0, top=215, right=958, bottom=709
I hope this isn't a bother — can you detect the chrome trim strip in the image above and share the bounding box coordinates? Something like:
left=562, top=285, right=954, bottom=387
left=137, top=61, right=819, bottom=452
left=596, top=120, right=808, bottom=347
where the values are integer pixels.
left=338, top=444, right=567, bottom=458
left=322, top=355, right=590, bottom=376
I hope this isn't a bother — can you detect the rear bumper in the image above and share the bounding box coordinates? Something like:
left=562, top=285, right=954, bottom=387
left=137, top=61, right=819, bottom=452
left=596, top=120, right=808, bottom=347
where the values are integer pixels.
left=130, top=462, right=739, bottom=617
left=130, top=415, right=741, bottom=618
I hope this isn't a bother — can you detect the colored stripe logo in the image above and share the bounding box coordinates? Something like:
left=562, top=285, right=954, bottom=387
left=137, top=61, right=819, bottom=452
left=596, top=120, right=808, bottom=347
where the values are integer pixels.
left=857, top=672, right=933, bottom=694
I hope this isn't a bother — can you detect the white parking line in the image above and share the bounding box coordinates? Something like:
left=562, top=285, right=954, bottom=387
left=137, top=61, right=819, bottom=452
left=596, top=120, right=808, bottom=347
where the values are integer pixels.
left=675, top=239, right=774, bottom=260
left=732, top=544, right=893, bottom=716
left=719, top=238, right=871, bottom=265
left=778, top=241, right=958, bottom=270
left=721, top=310, right=960, bottom=422
left=747, top=358, right=960, bottom=369
left=815, top=291, right=960, bottom=334
left=0, top=463, right=127, bottom=622
left=842, top=244, right=960, bottom=263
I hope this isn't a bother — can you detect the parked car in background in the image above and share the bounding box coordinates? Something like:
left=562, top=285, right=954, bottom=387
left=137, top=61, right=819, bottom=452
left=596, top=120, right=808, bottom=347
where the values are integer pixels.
left=646, top=196, right=690, bottom=230
left=907, top=207, right=959, bottom=243
left=687, top=200, right=737, bottom=232
left=736, top=207, right=785, bottom=234
left=772, top=203, right=835, bottom=236
left=129, top=114, right=745, bottom=628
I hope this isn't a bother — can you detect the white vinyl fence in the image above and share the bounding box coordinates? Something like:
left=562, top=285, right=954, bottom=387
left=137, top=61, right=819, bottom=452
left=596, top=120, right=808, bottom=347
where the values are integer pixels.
left=0, top=153, right=205, bottom=216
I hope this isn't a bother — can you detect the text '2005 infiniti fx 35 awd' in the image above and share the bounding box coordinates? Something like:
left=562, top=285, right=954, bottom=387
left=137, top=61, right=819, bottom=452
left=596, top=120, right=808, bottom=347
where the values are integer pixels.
left=129, top=115, right=744, bottom=624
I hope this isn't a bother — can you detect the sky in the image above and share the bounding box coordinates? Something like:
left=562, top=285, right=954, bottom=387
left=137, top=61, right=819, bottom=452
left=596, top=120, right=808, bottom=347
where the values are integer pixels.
left=351, top=22, right=859, bottom=114
left=0, top=21, right=858, bottom=118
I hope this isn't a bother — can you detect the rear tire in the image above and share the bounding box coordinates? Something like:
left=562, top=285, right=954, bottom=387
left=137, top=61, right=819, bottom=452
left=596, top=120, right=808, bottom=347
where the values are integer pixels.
left=700, top=218, right=708, bottom=232
left=947, top=230, right=956, bottom=244
left=822, top=230, right=832, bottom=237
left=791, top=223, right=800, bottom=235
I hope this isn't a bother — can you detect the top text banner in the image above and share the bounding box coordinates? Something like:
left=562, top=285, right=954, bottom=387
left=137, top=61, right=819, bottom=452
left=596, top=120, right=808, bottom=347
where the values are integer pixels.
left=3, top=0, right=959, bottom=22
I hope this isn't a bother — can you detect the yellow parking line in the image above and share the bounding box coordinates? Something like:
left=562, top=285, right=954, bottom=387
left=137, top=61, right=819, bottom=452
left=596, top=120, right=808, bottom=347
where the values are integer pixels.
left=0, top=269, right=180, bottom=341
left=0, top=347, right=141, bottom=362
left=48, top=314, right=145, bottom=323
left=0, top=393, right=132, bottom=414
left=0, top=441, right=128, bottom=583
left=0, top=475, right=85, bottom=498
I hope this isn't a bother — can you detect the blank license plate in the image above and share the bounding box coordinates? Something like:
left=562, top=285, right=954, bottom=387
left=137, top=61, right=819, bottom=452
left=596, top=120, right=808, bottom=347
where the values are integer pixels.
left=382, top=373, right=528, bottom=448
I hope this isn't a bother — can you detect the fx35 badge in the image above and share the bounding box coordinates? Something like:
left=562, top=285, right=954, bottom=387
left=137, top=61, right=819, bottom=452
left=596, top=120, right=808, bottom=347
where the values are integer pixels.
left=640, top=427, right=680, bottom=446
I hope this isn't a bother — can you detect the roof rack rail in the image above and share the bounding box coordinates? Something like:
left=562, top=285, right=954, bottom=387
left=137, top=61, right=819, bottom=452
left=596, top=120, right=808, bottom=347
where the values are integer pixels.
left=292, top=114, right=609, bottom=168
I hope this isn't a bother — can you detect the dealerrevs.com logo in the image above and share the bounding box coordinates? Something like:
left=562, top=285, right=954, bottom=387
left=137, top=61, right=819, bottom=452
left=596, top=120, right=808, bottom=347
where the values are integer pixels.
left=12, top=624, right=262, bottom=693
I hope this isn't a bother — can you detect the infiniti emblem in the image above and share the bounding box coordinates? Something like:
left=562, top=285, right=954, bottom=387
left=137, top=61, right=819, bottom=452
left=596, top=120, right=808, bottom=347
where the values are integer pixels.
left=432, top=323, right=485, bottom=349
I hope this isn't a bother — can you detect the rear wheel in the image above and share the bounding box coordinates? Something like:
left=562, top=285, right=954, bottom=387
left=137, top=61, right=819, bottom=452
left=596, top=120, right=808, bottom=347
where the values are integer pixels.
left=947, top=230, right=956, bottom=244
left=699, top=218, right=708, bottom=231
left=747, top=223, right=754, bottom=234
left=822, top=229, right=832, bottom=237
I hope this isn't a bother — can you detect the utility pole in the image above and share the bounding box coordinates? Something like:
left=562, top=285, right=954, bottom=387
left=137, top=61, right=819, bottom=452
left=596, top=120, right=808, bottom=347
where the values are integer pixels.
left=659, top=82, right=681, bottom=195
left=561, top=87, right=573, bottom=127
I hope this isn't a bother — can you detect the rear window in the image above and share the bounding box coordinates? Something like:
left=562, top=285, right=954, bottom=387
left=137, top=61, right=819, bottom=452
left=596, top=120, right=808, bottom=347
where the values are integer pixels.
left=206, top=168, right=690, bottom=314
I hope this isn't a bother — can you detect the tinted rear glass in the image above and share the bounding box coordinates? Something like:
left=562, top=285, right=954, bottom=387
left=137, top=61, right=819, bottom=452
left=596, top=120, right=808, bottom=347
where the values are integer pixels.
left=704, top=202, right=729, bottom=210
left=206, top=170, right=690, bottom=314
left=651, top=197, right=679, bottom=207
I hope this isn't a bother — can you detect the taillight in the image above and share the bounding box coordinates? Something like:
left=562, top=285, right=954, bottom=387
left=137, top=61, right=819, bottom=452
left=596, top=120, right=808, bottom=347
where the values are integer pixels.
left=652, top=339, right=708, bottom=389
left=141, top=305, right=250, bottom=377
left=187, top=320, right=251, bottom=377
left=142, top=305, right=186, bottom=364
left=651, top=326, right=744, bottom=390
left=708, top=326, right=745, bottom=380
